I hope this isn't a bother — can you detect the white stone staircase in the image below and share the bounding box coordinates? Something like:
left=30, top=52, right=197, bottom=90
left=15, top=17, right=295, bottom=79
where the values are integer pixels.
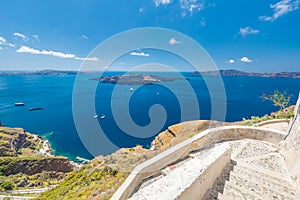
left=128, top=139, right=300, bottom=200
left=205, top=139, right=300, bottom=200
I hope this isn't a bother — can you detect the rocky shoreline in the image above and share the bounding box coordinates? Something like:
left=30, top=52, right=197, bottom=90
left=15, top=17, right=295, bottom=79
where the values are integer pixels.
left=0, top=126, right=77, bottom=193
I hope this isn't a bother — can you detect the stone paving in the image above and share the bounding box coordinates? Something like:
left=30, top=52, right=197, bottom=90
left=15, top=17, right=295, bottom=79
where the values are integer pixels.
left=204, top=139, right=300, bottom=200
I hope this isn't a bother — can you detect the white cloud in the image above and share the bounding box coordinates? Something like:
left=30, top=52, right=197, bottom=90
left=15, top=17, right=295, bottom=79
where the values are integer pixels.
left=154, top=0, right=172, bottom=7
left=259, top=0, right=300, bottom=21
left=239, top=26, right=260, bottom=37
left=180, top=0, right=205, bottom=16
left=0, top=36, right=6, bottom=44
left=130, top=51, right=150, bottom=57
left=33, top=35, right=40, bottom=41
left=13, top=32, right=27, bottom=40
left=228, top=59, right=235, bottom=64
left=17, top=46, right=75, bottom=58
left=154, top=0, right=207, bottom=17
left=82, top=35, right=88, bottom=40
left=169, top=37, right=181, bottom=45
left=16, top=45, right=99, bottom=61
left=240, top=57, right=252, bottom=63
left=0, top=36, right=15, bottom=48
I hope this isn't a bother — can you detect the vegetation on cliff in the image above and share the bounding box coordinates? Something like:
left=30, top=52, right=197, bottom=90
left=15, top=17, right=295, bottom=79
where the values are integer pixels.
left=0, top=126, right=73, bottom=192
left=241, top=106, right=294, bottom=126
left=37, top=146, right=149, bottom=199
left=262, top=90, right=293, bottom=118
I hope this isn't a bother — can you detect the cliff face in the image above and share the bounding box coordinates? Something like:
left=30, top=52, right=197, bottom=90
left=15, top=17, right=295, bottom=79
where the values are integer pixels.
left=0, top=126, right=74, bottom=191
left=151, top=120, right=229, bottom=151
left=11, top=131, right=31, bottom=152
left=0, top=157, right=73, bottom=175
left=0, top=127, right=32, bottom=156
left=0, top=126, right=74, bottom=176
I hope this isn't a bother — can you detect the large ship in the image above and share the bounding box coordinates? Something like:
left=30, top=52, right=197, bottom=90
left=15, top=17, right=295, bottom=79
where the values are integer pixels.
left=29, top=107, right=43, bottom=111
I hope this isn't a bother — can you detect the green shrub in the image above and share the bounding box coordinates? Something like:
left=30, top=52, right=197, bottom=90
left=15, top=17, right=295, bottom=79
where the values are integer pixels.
left=28, top=144, right=36, bottom=150
left=1, top=180, right=14, bottom=190
left=242, top=106, right=294, bottom=126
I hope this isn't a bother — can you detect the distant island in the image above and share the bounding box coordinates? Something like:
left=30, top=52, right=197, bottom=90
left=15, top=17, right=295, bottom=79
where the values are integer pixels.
left=91, top=74, right=186, bottom=85
left=191, top=69, right=300, bottom=78
left=0, top=70, right=79, bottom=76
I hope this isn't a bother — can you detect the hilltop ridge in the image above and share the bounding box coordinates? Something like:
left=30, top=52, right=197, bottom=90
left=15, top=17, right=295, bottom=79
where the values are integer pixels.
left=191, top=69, right=300, bottom=78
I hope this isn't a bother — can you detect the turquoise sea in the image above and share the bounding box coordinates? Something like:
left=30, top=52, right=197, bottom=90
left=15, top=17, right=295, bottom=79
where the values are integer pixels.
left=1, top=72, right=300, bottom=160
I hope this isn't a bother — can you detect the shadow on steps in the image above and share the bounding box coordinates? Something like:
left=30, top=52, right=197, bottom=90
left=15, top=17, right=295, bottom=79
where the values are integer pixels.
left=203, top=160, right=237, bottom=200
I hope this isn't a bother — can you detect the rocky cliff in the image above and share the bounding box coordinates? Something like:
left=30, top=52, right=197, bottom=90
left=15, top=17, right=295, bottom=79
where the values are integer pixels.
left=151, top=120, right=231, bottom=152
left=0, top=127, right=32, bottom=156
left=0, top=156, right=73, bottom=175
left=0, top=126, right=74, bottom=191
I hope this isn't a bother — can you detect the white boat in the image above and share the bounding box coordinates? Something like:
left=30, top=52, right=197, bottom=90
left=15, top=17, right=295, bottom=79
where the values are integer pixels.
left=15, top=102, right=25, bottom=106
left=93, top=115, right=98, bottom=119
left=130, top=87, right=134, bottom=92
left=100, top=115, right=106, bottom=119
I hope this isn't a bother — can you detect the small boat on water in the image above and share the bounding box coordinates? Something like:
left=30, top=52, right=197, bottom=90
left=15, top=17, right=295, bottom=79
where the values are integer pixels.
left=130, top=87, right=134, bottom=92
left=15, top=102, right=25, bottom=106
left=29, top=107, right=43, bottom=111
left=93, top=115, right=98, bottom=119
left=100, top=114, right=106, bottom=119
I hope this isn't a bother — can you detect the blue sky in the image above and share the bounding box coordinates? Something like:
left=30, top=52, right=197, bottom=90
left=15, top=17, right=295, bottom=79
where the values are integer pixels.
left=0, top=0, right=299, bottom=72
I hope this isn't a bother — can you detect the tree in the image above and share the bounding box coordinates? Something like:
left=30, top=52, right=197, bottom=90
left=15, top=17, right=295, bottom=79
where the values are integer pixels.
left=261, top=90, right=292, bottom=118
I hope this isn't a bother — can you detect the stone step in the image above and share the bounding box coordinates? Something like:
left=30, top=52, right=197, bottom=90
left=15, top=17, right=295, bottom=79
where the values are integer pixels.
left=238, top=153, right=290, bottom=175
left=235, top=161, right=291, bottom=184
left=228, top=171, right=298, bottom=200
left=232, top=166, right=297, bottom=194
left=230, top=140, right=278, bottom=161
left=222, top=181, right=263, bottom=200
left=202, top=160, right=236, bottom=200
